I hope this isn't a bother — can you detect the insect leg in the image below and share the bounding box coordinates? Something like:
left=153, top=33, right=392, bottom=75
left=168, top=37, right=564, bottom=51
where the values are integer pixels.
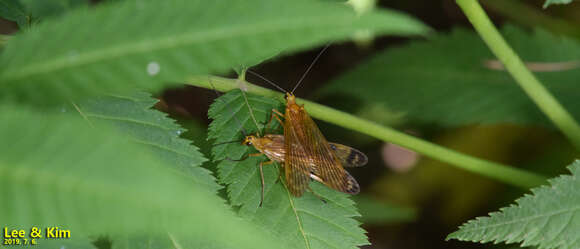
left=274, top=165, right=284, bottom=184
left=262, top=110, right=276, bottom=133
left=263, top=109, right=285, bottom=133
left=266, top=109, right=285, bottom=134
left=258, top=160, right=275, bottom=207
left=271, top=109, right=285, bottom=126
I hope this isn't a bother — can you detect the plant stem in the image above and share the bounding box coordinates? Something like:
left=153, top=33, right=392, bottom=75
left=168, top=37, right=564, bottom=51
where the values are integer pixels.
left=188, top=75, right=546, bottom=189
left=456, top=0, right=580, bottom=151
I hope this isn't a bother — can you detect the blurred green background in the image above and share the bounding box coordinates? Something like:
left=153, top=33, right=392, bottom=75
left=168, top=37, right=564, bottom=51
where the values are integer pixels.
left=2, top=0, right=579, bottom=248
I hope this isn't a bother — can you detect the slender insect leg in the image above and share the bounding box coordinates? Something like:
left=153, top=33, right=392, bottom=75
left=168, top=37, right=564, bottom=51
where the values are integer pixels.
left=274, top=166, right=284, bottom=184
left=258, top=160, right=275, bottom=207
left=263, top=109, right=285, bottom=133
left=307, top=186, right=327, bottom=204
left=271, top=109, right=285, bottom=127
left=264, top=108, right=284, bottom=134
left=262, top=110, right=276, bottom=133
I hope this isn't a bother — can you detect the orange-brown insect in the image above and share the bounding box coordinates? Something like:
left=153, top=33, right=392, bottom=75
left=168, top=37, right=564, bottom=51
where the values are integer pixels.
left=241, top=133, right=366, bottom=204
left=238, top=45, right=366, bottom=200
left=220, top=45, right=365, bottom=204
left=243, top=134, right=367, bottom=170
left=275, top=93, right=362, bottom=196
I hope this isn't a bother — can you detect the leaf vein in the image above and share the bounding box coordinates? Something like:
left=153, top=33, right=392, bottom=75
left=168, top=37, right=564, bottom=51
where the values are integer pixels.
left=286, top=188, right=311, bottom=249
left=85, top=113, right=172, bottom=131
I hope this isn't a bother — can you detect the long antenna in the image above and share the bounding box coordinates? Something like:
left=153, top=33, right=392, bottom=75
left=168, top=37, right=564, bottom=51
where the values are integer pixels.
left=213, top=139, right=243, bottom=146
left=291, top=44, right=331, bottom=94
left=247, top=69, right=287, bottom=93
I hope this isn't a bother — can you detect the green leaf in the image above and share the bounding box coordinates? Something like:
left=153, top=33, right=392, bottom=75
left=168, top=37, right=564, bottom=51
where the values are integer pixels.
left=36, top=238, right=97, bottom=249
left=19, top=0, right=88, bottom=22
left=0, top=0, right=30, bottom=27
left=179, top=118, right=213, bottom=158
left=73, top=91, right=227, bottom=248
left=208, top=90, right=367, bottom=249
left=109, top=232, right=277, bottom=249
left=0, top=0, right=87, bottom=29
left=447, top=160, right=580, bottom=249
left=0, top=106, right=288, bottom=249
left=0, top=0, right=429, bottom=107
left=318, top=25, right=580, bottom=128
left=74, top=91, right=219, bottom=193
left=543, top=0, right=573, bottom=8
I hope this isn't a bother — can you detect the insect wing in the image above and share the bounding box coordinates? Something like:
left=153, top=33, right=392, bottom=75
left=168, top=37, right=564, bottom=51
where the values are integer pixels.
left=258, top=134, right=367, bottom=168
left=284, top=120, right=312, bottom=196
left=328, top=143, right=368, bottom=167
left=255, top=134, right=286, bottom=163
left=285, top=104, right=360, bottom=195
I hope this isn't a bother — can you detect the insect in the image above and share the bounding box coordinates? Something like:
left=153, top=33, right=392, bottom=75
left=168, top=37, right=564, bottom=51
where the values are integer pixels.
left=243, top=134, right=367, bottom=171
left=215, top=45, right=366, bottom=205
left=241, top=45, right=366, bottom=199
left=241, top=133, right=367, bottom=204
left=276, top=93, right=362, bottom=196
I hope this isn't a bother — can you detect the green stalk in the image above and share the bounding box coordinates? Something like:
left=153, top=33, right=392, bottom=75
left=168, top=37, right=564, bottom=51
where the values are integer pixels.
left=188, top=75, right=546, bottom=189
left=456, top=0, right=580, bottom=151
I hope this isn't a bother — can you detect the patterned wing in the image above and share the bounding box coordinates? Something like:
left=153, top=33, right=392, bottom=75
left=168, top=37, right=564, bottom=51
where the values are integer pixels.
left=262, top=135, right=367, bottom=168
left=259, top=134, right=286, bottom=163
left=328, top=143, right=368, bottom=167
left=287, top=104, right=360, bottom=194
left=284, top=116, right=311, bottom=197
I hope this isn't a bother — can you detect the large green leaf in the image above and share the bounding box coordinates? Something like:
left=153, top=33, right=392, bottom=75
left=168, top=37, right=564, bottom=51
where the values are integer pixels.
left=447, top=160, right=580, bottom=249
left=74, top=91, right=219, bottom=193
left=36, top=238, right=97, bottom=249
left=318, top=26, right=580, bottom=128
left=208, top=90, right=367, bottom=249
left=73, top=92, right=229, bottom=248
left=0, top=0, right=429, bottom=107
left=0, top=106, right=288, bottom=249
